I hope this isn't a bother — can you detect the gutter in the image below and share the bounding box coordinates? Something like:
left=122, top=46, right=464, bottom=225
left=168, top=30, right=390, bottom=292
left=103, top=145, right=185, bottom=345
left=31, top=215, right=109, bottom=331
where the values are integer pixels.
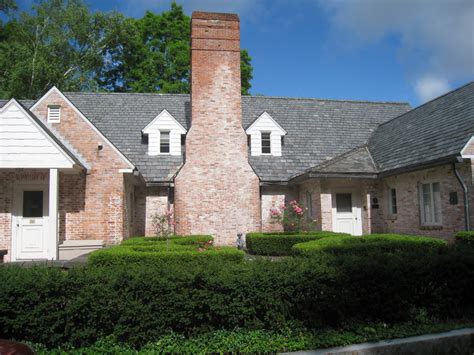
left=453, top=161, right=470, bottom=231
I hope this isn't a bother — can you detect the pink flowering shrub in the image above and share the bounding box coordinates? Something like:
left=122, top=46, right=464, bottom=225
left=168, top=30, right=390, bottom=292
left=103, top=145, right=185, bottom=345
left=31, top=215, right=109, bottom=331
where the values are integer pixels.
left=151, top=207, right=175, bottom=239
left=270, top=200, right=315, bottom=231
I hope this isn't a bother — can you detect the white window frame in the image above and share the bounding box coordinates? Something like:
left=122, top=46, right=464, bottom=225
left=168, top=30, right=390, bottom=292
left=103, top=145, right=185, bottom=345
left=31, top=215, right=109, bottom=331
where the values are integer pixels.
left=261, top=131, right=272, bottom=155
left=388, top=187, right=397, bottom=216
left=47, top=105, right=61, bottom=123
left=419, top=182, right=442, bottom=226
left=159, top=130, right=170, bottom=154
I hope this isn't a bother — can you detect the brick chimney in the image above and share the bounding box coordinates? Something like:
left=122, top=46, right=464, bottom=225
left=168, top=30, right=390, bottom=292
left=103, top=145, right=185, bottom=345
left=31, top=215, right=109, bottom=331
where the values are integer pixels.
left=174, top=11, right=261, bottom=245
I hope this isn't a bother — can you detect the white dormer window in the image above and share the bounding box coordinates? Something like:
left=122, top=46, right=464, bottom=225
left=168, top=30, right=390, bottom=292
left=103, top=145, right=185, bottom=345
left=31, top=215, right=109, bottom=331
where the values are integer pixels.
left=142, top=109, right=186, bottom=156
left=47, top=105, right=61, bottom=123
left=245, top=112, right=287, bottom=157
left=261, top=132, right=271, bottom=154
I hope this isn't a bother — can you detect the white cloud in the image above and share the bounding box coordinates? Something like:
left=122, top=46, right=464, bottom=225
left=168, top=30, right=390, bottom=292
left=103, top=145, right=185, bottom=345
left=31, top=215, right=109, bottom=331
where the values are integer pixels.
left=320, top=0, right=474, bottom=103
left=414, top=76, right=451, bottom=102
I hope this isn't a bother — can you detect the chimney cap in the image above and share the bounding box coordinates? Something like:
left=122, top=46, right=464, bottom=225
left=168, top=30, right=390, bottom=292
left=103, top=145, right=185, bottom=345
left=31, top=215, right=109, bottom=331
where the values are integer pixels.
left=192, top=11, right=239, bottom=22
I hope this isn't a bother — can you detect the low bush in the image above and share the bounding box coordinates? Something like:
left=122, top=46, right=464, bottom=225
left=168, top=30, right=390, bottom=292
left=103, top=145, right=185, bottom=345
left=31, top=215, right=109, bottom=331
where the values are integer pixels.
left=246, top=231, right=349, bottom=256
left=2, top=247, right=473, bottom=349
left=89, top=246, right=244, bottom=267
left=455, top=231, right=474, bottom=247
left=121, top=235, right=213, bottom=246
left=293, top=234, right=447, bottom=256
left=89, top=235, right=244, bottom=267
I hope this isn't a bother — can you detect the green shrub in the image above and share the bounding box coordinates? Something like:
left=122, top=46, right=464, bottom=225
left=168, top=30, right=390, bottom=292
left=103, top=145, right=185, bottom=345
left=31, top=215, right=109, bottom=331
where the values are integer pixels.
left=293, top=234, right=447, bottom=256
left=1, top=248, right=473, bottom=349
left=246, top=232, right=349, bottom=256
left=121, top=235, right=213, bottom=246
left=89, top=246, right=244, bottom=267
left=88, top=235, right=241, bottom=267
left=455, top=231, right=474, bottom=247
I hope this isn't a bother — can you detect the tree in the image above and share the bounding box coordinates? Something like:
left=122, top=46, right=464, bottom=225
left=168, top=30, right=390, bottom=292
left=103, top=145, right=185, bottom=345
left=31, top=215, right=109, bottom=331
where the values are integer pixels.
left=100, top=2, right=254, bottom=95
left=99, top=3, right=190, bottom=93
left=240, top=49, right=253, bottom=95
left=0, top=0, right=126, bottom=98
left=0, top=0, right=17, bottom=14
left=0, top=1, right=254, bottom=98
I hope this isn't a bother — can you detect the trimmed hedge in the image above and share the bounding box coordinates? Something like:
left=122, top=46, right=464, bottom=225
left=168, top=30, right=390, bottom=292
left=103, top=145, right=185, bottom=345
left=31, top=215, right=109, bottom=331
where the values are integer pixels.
left=246, top=232, right=349, bottom=256
left=89, top=235, right=244, bottom=267
left=1, top=248, right=473, bottom=349
left=293, top=234, right=447, bottom=256
left=455, top=231, right=474, bottom=247
left=89, top=246, right=244, bottom=267
left=121, top=235, right=213, bottom=246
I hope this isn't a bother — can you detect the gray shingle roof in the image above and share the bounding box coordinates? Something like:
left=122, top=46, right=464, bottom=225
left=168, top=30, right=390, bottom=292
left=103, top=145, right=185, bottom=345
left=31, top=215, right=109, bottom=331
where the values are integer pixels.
left=242, top=96, right=409, bottom=181
left=308, top=145, right=377, bottom=175
left=1, top=94, right=411, bottom=182
left=63, top=92, right=190, bottom=182
left=368, top=82, right=474, bottom=173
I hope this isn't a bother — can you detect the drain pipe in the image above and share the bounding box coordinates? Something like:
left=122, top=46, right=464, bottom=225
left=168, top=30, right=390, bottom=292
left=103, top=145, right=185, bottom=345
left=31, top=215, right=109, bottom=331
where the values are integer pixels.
left=453, top=162, right=470, bottom=231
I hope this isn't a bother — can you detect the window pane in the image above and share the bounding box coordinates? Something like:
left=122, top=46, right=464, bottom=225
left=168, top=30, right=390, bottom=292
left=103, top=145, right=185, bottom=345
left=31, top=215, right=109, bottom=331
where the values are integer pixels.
left=160, top=131, right=170, bottom=153
left=422, top=184, right=432, bottom=223
left=23, top=191, right=43, bottom=217
left=433, top=183, right=441, bottom=223
left=390, top=188, right=397, bottom=214
left=306, top=192, right=313, bottom=219
left=261, top=132, right=271, bottom=154
left=336, top=193, right=352, bottom=213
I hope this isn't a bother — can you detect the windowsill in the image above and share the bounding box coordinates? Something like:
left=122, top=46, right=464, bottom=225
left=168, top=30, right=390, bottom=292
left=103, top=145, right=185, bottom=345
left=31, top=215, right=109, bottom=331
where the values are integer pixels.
left=420, top=225, right=443, bottom=231
left=386, top=215, right=397, bottom=221
left=260, top=153, right=272, bottom=156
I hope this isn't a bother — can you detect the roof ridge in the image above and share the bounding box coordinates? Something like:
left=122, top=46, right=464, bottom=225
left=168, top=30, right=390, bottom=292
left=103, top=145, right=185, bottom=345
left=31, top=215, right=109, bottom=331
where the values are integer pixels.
left=243, top=94, right=410, bottom=105
left=63, top=91, right=410, bottom=105
left=64, top=92, right=190, bottom=97
left=375, top=81, right=474, bottom=129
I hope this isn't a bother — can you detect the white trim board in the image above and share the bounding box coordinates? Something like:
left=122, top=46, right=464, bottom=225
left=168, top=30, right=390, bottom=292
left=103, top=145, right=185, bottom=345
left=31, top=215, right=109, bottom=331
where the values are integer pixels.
left=31, top=86, right=135, bottom=169
left=460, top=135, right=474, bottom=159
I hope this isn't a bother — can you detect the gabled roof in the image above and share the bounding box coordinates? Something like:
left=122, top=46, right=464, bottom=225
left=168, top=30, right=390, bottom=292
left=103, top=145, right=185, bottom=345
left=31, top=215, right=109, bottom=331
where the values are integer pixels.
left=29, top=87, right=135, bottom=170
left=1, top=93, right=410, bottom=182
left=309, top=145, right=377, bottom=175
left=369, top=82, right=474, bottom=174
left=142, top=109, right=187, bottom=134
left=245, top=111, right=287, bottom=135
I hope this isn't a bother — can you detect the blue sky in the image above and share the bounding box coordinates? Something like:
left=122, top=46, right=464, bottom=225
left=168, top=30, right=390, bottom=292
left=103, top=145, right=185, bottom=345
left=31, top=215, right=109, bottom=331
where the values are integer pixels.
left=11, top=0, right=474, bottom=107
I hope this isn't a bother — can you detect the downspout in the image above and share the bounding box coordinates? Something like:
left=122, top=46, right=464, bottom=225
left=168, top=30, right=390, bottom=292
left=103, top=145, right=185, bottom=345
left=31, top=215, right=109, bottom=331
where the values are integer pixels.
left=453, top=162, right=470, bottom=231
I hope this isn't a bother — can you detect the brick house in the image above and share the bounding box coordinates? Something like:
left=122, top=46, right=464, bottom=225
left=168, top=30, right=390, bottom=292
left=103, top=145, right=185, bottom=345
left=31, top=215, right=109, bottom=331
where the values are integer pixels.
left=0, top=12, right=473, bottom=262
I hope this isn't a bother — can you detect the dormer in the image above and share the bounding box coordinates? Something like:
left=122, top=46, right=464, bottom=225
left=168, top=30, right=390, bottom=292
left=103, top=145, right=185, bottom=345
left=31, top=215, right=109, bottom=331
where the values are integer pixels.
left=245, top=112, right=287, bottom=156
left=142, top=109, right=187, bottom=156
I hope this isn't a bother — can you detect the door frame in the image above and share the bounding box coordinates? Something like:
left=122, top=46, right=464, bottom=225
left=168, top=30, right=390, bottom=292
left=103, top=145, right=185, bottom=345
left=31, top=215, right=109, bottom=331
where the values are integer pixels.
left=11, top=183, right=50, bottom=261
left=331, top=189, right=363, bottom=236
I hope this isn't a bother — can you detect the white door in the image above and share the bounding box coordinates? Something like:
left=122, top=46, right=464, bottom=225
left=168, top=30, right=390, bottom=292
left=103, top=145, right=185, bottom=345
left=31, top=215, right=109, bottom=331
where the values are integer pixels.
left=13, top=186, right=49, bottom=260
left=333, top=192, right=362, bottom=236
